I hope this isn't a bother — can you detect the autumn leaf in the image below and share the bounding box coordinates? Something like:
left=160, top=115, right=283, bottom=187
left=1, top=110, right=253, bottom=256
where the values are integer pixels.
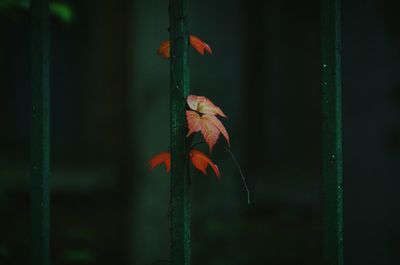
left=148, top=149, right=220, bottom=178
left=189, top=35, right=212, bottom=56
left=187, top=95, right=227, bottom=118
left=190, top=149, right=220, bottom=178
left=157, top=40, right=170, bottom=59
left=186, top=95, right=229, bottom=152
left=157, top=35, right=212, bottom=59
left=148, top=151, right=170, bottom=172
left=186, top=111, right=229, bottom=152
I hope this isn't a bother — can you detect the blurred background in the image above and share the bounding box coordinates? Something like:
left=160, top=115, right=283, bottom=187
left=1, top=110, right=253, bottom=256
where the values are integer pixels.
left=0, top=0, right=399, bottom=264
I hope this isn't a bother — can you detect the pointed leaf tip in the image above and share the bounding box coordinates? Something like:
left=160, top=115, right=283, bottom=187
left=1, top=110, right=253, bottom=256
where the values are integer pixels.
left=190, top=149, right=220, bottom=178
left=157, top=40, right=170, bottom=59
left=190, top=35, right=212, bottom=55
left=148, top=149, right=220, bottom=178
left=157, top=35, right=212, bottom=59
left=186, top=108, right=229, bottom=152
left=148, top=152, right=171, bottom=173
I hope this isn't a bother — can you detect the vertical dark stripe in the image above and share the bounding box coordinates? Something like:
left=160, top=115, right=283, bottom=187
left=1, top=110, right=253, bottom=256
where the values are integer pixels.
left=30, top=0, right=50, bottom=265
left=321, top=0, right=343, bottom=265
left=241, top=0, right=268, bottom=173
left=169, top=0, right=191, bottom=265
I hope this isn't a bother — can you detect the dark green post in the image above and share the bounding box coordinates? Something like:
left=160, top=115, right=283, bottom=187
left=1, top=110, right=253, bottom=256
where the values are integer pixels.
left=169, top=0, right=190, bottom=265
left=321, top=0, right=343, bottom=264
left=30, top=0, right=50, bottom=265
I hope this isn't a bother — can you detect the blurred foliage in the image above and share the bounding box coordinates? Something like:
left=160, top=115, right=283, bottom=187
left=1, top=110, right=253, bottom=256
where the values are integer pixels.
left=64, top=227, right=97, bottom=242
left=0, top=244, right=10, bottom=258
left=62, top=249, right=95, bottom=264
left=49, top=2, right=72, bottom=23
left=0, top=0, right=73, bottom=23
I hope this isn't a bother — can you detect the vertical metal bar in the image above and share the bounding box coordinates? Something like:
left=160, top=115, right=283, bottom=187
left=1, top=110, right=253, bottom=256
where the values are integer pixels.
left=30, top=0, right=50, bottom=265
left=321, top=0, right=343, bottom=264
left=169, top=0, right=191, bottom=265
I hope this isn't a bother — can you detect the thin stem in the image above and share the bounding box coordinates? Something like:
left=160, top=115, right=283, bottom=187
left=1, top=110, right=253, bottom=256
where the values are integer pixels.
left=224, top=147, right=251, bottom=205
left=191, top=141, right=250, bottom=204
left=190, top=141, right=205, bottom=149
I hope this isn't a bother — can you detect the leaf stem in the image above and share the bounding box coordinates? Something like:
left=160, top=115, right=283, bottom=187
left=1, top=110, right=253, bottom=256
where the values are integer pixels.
left=224, top=147, right=251, bottom=205
left=190, top=141, right=251, bottom=204
left=190, top=141, right=205, bottom=149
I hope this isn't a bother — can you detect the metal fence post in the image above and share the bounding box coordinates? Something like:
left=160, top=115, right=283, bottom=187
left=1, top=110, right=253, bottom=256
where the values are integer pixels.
left=321, top=0, right=343, bottom=264
left=30, top=0, right=50, bottom=264
left=169, top=0, right=191, bottom=265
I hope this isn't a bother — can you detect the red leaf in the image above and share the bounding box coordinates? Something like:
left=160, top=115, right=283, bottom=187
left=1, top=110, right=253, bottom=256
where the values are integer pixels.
left=157, top=35, right=212, bottom=59
left=187, top=111, right=218, bottom=151
left=203, top=114, right=230, bottom=146
left=186, top=110, right=229, bottom=152
left=186, top=110, right=203, bottom=136
left=148, top=149, right=220, bottom=178
left=157, top=40, right=170, bottom=59
left=187, top=95, right=227, bottom=118
left=190, top=149, right=220, bottom=178
left=189, top=35, right=212, bottom=56
left=186, top=95, right=229, bottom=151
left=148, top=151, right=170, bottom=172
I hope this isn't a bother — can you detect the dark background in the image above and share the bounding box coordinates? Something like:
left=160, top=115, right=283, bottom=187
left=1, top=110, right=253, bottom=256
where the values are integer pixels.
left=0, top=0, right=399, bottom=264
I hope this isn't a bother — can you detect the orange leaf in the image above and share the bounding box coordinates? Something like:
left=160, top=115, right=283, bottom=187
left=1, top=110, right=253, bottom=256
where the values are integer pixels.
left=157, top=40, right=170, bottom=59
left=186, top=111, right=229, bottom=152
left=186, top=110, right=203, bottom=136
left=189, top=35, right=212, bottom=55
left=157, top=35, right=212, bottom=59
left=148, top=151, right=171, bottom=173
left=148, top=149, right=220, bottom=178
left=190, top=149, right=220, bottom=178
left=203, top=114, right=230, bottom=146
left=187, top=95, right=227, bottom=118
